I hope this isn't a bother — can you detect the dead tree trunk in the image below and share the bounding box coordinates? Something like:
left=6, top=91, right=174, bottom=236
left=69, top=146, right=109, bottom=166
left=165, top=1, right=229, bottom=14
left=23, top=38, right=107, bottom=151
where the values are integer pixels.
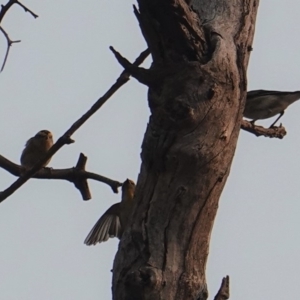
left=112, top=0, right=259, bottom=299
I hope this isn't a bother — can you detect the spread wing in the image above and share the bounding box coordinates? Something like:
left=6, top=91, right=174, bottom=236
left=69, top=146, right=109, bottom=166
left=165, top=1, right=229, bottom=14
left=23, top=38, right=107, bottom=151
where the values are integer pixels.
left=84, top=203, right=122, bottom=246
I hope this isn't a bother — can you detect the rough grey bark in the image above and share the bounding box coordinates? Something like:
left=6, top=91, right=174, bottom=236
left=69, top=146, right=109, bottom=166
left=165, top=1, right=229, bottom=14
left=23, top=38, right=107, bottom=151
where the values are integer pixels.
left=112, top=1, right=259, bottom=299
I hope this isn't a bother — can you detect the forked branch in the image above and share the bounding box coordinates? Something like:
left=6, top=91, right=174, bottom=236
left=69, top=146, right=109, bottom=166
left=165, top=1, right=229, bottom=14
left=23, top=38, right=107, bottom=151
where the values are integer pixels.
left=0, top=26, right=21, bottom=71
left=0, top=48, right=150, bottom=203
left=0, top=153, right=121, bottom=200
left=0, top=0, right=38, bottom=71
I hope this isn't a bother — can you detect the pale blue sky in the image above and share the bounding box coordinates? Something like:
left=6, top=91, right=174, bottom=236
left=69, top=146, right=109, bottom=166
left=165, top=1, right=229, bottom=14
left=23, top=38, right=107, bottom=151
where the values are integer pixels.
left=0, top=1, right=299, bottom=299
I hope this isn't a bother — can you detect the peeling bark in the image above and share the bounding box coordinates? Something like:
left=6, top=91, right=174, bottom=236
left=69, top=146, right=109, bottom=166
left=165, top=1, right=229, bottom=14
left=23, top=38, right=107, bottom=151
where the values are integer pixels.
left=112, top=1, right=259, bottom=299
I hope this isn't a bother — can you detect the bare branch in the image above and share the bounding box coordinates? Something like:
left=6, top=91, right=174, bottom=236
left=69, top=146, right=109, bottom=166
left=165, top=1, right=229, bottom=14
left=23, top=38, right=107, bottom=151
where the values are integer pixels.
left=0, top=0, right=15, bottom=23
left=0, top=153, right=122, bottom=201
left=0, top=0, right=38, bottom=71
left=15, top=0, right=38, bottom=18
left=0, top=49, right=150, bottom=203
left=0, top=0, right=38, bottom=22
left=214, top=275, right=230, bottom=300
left=241, top=120, right=287, bottom=139
left=0, top=26, right=21, bottom=72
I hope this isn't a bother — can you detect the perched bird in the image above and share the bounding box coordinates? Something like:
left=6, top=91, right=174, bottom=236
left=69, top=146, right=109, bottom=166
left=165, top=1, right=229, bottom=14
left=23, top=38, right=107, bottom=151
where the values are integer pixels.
left=20, top=130, right=53, bottom=168
left=84, top=179, right=136, bottom=245
left=244, top=90, right=300, bottom=127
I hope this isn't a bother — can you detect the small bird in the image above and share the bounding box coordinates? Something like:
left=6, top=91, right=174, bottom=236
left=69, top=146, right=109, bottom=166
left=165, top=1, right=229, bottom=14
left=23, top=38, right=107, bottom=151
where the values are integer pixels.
left=84, top=179, right=136, bottom=245
left=244, top=90, right=300, bottom=127
left=20, top=130, right=53, bottom=168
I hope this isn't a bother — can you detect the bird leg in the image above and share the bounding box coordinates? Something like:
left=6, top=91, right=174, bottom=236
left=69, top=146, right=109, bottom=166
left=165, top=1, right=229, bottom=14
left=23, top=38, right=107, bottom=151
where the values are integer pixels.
left=269, top=111, right=284, bottom=128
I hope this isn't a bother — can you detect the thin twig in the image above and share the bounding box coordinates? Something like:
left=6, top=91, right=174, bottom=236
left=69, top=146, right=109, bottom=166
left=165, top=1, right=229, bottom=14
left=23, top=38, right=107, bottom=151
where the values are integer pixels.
left=15, top=0, right=38, bottom=18
left=0, top=26, right=21, bottom=71
left=0, top=0, right=38, bottom=22
left=0, top=0, right=38, bottom=71
left=0, top=48, right=150, bottom=203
